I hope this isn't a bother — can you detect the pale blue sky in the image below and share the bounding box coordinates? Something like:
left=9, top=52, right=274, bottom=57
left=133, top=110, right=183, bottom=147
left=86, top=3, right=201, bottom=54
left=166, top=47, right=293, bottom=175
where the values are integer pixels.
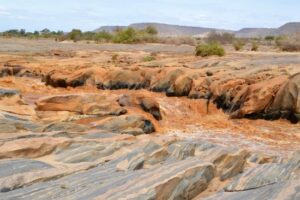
left=0, top=0, right=299, bottom=32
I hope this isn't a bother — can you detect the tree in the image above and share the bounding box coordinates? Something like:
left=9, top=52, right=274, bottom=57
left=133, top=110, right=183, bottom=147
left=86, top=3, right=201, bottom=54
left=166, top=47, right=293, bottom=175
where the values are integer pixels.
left=34, top=31, right=40, bottom=36
left=41, top=28, right=50, bottom=34
left=68, top=29, right=82, bottom=42
left=20, top=29, right=26, bottom=36
left=93, top=31, right=112, bottom=43
left=145, top=26, right=158, bottom=35
left=113, top=27, right=137, bottom=43
left=40, top=28, right=51, bottom=38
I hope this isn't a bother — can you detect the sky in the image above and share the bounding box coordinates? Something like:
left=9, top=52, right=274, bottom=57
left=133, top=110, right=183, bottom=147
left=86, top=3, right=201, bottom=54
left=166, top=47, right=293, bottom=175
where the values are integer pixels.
left=0, top=0, right=299, bottom=32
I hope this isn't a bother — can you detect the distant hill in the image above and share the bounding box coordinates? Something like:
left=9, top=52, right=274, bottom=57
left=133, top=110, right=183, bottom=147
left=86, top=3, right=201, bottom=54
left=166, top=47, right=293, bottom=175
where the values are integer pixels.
left=94, top=22, right=300, bottom=38
left=235, top=28, right=276, bottom=38
left=129, top=23, right=232, bottom=37
left=277, top=22, right=300, bottom=35
left=95, top=25, right=126, bottom=33
left=236, top=22, right=300, bottom=38
left=94, top=22, right=232, bottom=37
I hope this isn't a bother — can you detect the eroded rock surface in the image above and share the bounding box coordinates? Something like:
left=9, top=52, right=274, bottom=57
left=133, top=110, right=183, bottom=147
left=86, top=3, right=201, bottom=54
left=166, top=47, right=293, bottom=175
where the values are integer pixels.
left=43, top=62, right=300, bottom=123
left=0, top=44, right=300, bottom=199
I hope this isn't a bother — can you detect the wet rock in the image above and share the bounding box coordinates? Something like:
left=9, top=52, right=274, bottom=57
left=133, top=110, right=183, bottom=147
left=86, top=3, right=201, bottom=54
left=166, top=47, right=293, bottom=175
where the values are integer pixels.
left=150, top=68, right=184, bottom=92
left=210, top=78, right=247, bottom=110
left=166, top=76, right=193, bottom=97
left=188, top=77, right=212, bottom=99
left=118, top=94, right=162, bottom=120
left=139, top=97, right=162, bottom=120
left=93, top=114, right=155, bottom=134
left=36, top=94, right=126, bottom=116
left=102, top=69, right=148, bottom=90
left=267, top=73, right=300, bottom=123
left=0, top=64, right=33, bottom=77
left=230, top=76, right=287, bottom=119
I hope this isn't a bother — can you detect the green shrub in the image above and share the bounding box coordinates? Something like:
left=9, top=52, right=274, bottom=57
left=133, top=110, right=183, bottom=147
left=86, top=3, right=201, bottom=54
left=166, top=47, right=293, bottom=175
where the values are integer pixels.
left=251, top=41, right=259, bottom=51
left=142, top=55, right=155, bottom=62
left=93, top=31, right=113, bottom=43
left=145, top=26, right=158, bottom=35
left=68, top=29, right=82, bottom=42
left=265, top=35, right=275, bottom=41
left=113, top=27, right=137, bottom=44
left=195, top=43, right=225, bottom=57
left=233, top=39, right=245, bottom=51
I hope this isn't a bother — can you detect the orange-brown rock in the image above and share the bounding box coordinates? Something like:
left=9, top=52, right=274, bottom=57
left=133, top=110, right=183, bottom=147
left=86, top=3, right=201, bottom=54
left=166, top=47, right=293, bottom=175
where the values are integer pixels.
left=267, top=73, right=300, bottom=123
left=230, top=76, right=288, bottom=118
left=118, top=94, right=162, bottom=120
left=36, top=94, right=126, bottom=116
left=92, top=114, right=155, bottom=134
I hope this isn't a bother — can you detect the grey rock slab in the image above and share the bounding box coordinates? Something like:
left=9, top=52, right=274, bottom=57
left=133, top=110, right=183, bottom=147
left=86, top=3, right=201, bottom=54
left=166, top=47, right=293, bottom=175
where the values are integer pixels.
left=225, top=163, right=298, bottom=191
left=0, top=158, right=214, bottom=200
left=0, top=159, right=53, bottom=179
left=0, top=88, right=19, bottom=98
left=205, top=179, right=300, bottom=200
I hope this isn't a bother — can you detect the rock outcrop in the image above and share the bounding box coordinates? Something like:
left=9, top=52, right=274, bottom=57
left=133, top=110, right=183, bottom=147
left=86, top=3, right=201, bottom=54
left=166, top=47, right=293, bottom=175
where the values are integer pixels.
left=42, top=66, right=300, bottom=123
left=0, top=133, right=298, bottom=200
left=36, top=94, right=126, bottom=116
left=118, top=94, right=162, bottom=120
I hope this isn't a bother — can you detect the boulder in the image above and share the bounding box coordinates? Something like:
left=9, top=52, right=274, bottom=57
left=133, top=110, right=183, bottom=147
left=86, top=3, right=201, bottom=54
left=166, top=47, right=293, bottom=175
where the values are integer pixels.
left=36, top=94, right=126, bottom=116
left=0, top=64, right=34, bottom=77
left=150, top=68, right=184, bottom=92
left=92, top=114, right=155, bottom=134
left=188, top=77, right=212, bottom=99
left=166, top=75, right=193, bottom=97
left=230, top=76, right=287, bottom=119
left=266, top=73, right=300, bottom=123
left=118, top=94, right=162, bottom=120
left=101, top=69, right=148, bottom=90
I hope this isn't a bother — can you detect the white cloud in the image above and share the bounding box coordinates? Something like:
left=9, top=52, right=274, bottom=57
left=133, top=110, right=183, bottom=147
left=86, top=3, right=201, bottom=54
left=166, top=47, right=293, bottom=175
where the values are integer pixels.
left=0, top=7, right=11, bottom=16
